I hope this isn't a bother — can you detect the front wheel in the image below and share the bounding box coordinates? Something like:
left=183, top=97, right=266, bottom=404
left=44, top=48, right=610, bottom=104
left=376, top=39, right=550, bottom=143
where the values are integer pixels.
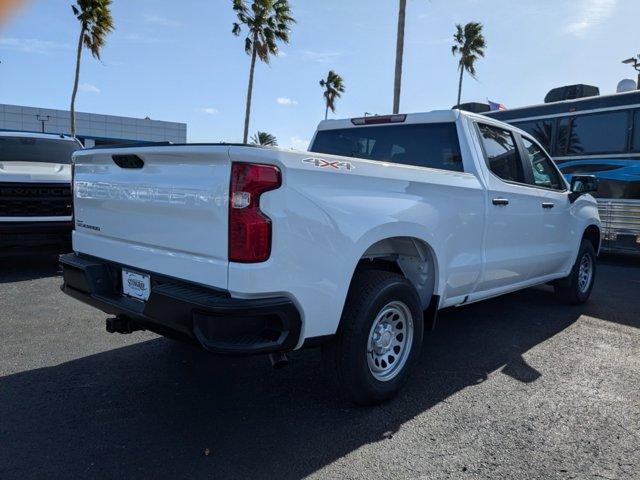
left=323, top=270, right=424, bottom=405
left=554, top=239, right=597, bottom=304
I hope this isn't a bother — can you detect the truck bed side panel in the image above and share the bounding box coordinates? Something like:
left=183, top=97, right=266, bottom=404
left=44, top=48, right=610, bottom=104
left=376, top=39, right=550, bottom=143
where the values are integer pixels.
left=227, top=146, right=485, bottom=340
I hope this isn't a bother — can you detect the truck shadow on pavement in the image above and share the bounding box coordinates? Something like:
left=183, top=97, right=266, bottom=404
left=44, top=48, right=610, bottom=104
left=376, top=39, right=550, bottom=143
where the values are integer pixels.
left=0, top=255, right=61, bottom=283
left=1, top=258, right=638, bottom=479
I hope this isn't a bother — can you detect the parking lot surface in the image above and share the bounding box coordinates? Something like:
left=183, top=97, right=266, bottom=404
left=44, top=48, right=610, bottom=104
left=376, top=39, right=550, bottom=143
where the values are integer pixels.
left=1, top=255, right=639, bottom=480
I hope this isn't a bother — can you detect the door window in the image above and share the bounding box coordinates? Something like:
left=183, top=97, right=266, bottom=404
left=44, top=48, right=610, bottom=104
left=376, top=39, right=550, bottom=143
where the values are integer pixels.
left=477, top=124, right=525, bottom=183
left=522, top=137, right=565, bottom=190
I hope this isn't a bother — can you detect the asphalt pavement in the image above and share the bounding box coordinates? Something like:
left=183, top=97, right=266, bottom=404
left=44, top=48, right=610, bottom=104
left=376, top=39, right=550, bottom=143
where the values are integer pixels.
left=1, top=254, right=638, bottom=479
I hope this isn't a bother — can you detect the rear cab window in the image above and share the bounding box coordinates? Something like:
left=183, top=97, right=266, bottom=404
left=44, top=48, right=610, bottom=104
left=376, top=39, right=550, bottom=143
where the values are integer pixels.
left=0, top=136, right=79, bottom=164
left=309, top=123, right=464, bottom=172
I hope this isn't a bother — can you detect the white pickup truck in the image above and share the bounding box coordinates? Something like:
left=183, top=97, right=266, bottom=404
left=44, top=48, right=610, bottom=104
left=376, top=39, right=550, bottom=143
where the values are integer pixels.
left=1, top=132, right=80, bottom=255
left=60, top=110, right=600, bottom=404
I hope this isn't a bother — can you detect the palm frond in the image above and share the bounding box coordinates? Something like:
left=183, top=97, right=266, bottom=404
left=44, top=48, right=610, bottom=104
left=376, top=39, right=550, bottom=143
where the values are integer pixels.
left=251, top=131, right=278, bottom=146
left=320, top=69, right=345, bottom=114
left=233, top=0, right=294, bottom=63
left=451, top=21, right=486, bottom=77
left=73, top=0, right=114, bottom=60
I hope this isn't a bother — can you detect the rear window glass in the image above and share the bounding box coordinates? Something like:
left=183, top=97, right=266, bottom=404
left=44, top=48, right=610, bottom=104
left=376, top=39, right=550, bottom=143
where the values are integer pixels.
left=0, top=136, right=79, bottom=164
left=309, top=123, right=463, bottom=172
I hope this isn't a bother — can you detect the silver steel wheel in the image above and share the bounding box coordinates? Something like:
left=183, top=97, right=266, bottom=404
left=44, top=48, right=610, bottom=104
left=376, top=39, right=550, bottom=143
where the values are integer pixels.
left=578, top=253, right=593, bottom=294
left=366, top=301, right=414, bottom=382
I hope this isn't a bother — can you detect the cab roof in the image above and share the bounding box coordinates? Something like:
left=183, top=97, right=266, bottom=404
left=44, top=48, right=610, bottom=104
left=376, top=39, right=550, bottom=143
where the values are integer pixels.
left=0, top=130, right=78, bottom=142
left=316, top=110, right=461, bottom=131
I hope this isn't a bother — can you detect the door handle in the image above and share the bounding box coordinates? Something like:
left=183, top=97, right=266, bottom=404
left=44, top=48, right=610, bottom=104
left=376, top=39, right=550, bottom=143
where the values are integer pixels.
left=542, top=202, right=555, bottom=209
left=492, top=198, right=509, bottom=206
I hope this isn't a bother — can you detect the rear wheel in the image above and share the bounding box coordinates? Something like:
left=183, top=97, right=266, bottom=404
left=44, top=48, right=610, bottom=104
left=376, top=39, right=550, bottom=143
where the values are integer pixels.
left=323, top=270, right=424, bottom=405
left=554, top=239, right=596, bottom=304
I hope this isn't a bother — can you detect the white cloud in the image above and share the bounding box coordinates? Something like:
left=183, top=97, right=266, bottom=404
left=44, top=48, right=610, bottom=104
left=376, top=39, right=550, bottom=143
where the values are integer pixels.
left=79, top=83, right=101, bottom=94
left=301, top=50, right=343, bottom=63
left=0, top=37, right=69, bottom=54
left=563, top=0, right=616, bottom=36
left=276, top=97, right=298, bottom=106
left=409, top=37, right=450, bottom=46
left=197, top=107, right=219, bottom=115
left=143, top=14, right=182, bottom=27
left=121, top=32, right=163, bottom=44
left=289, top=136, right=310, bottom=151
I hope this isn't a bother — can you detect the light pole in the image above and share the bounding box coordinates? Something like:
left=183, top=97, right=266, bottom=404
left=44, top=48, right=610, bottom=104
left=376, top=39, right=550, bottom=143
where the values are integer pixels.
left=36, top=114, right=50, bottom=133
left=622, top=55, right=640, bottom=89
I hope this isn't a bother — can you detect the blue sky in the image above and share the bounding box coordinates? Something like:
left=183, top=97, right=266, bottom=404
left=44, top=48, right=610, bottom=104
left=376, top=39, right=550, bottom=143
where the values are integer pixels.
left=0, top=0, right=638, bottom=148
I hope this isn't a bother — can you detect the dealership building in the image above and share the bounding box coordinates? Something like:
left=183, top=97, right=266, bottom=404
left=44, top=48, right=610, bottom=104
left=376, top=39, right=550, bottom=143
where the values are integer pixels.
left=0, top=103, right=187, bottom=147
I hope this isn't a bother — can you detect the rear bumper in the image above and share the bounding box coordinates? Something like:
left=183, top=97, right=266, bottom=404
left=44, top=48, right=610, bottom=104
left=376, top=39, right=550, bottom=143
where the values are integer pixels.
left=0, top=221, right=72, bottom=255
left=59, top=253, right=302, bottom=355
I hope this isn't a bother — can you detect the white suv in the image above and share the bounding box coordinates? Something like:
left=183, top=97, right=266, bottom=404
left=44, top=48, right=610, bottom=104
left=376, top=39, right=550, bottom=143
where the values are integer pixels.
left=0, top=131, right=81, bottom=256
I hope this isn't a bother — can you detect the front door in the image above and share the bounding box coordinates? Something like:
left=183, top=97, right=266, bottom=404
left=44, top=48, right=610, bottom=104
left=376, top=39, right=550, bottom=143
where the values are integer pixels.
left=520, top=136, right=574, bottom=277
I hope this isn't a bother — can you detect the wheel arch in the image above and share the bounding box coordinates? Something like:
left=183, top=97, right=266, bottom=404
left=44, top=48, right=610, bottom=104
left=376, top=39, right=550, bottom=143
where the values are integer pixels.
left=582, top=224, right=601, bottom=255
left=352, top=235, right=440, bottom=312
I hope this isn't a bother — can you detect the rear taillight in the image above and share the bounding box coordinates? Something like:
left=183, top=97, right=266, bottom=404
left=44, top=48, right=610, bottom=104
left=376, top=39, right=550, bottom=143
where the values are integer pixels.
left=229, top=162, right=281, bottom=263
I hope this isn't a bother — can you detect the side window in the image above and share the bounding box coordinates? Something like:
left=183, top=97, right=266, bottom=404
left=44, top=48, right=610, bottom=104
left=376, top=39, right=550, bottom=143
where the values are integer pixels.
left=477, top=124, right=525, bottom=183
left=557, top=111, right=628, bottom=156
left=522, top=137, right=565, bottom=190
left=633, top=110, right=640, bottom=152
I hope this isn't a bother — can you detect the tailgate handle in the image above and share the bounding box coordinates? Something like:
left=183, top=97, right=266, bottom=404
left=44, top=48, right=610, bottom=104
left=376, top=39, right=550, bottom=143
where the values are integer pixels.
left=113, top=155, right=144, bottom=169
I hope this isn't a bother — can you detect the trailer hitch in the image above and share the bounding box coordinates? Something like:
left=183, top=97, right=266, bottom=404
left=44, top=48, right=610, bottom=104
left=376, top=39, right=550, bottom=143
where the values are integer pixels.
left=106, top=316, right=144, bottom=334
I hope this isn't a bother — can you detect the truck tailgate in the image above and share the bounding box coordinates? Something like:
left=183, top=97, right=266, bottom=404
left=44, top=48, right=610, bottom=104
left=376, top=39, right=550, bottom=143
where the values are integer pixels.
left=72, top=146, right=231, bottom=289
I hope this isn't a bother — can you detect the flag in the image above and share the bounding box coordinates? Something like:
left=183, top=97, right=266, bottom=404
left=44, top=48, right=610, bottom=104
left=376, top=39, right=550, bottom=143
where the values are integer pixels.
left=488, top=100, right=506, bottom=111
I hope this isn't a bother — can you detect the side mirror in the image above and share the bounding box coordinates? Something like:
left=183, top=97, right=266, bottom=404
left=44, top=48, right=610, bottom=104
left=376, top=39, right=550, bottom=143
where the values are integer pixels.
left=569, top=175, right=598, bottom=202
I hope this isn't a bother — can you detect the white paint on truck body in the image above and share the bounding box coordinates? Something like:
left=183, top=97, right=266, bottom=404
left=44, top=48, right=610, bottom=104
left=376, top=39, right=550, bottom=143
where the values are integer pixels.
left=71, top=110, right=600, bottom=346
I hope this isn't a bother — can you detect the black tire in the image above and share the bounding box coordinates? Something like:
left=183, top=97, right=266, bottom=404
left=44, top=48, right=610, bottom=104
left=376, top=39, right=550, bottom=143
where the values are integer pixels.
left=322, top=270, right=424, bottom=405
left=554, top=239, right=597, bottom=304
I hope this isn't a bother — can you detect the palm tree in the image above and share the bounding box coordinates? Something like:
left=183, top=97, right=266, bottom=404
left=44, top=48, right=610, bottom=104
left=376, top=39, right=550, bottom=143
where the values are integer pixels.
left=232, top=0, right=295, bottom=143
left=393, top=0, right=407, bottom=114
left=251, top=131, right=277, bottom=146
left=319, top=70, right=345, bottom=120
left=70, top=0, right=114, bottom=138
left=451, top=21, right=486, bottom=108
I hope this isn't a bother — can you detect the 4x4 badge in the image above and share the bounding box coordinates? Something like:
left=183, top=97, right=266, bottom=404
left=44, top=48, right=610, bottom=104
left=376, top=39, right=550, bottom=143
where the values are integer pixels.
left=302, top=157, right=355, bottom=171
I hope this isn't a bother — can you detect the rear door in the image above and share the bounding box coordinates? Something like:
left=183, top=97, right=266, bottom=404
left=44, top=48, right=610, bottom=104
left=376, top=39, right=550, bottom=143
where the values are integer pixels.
left=474, top=123, right=549, bottom=292
left=72, top=146, right=231, bottom=289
